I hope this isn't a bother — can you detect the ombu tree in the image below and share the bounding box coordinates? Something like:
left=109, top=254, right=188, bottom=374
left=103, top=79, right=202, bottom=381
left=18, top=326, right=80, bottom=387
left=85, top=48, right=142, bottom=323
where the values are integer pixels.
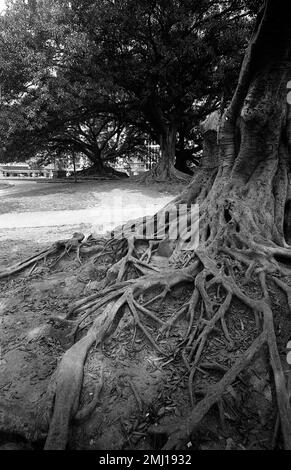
left=2, top=0, right=291, bottom=450
left=73, top=0, right=251, bottom=182
left=0, top=0, right=138, bottom=175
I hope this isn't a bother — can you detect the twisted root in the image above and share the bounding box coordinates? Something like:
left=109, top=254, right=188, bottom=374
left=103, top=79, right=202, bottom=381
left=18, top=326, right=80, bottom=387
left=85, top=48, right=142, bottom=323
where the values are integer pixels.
left=0, top=233, right=86, bottom=279
left=7, top=227, right=291, bottom=450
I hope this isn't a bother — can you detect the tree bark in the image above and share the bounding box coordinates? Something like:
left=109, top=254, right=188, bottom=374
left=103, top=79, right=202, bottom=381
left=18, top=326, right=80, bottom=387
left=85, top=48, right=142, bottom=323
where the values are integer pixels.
left=156, top=125, right=176, bottom=179
left=177, top=0, right=291, bottom=249
left=90, top=157, right=105, bottom=174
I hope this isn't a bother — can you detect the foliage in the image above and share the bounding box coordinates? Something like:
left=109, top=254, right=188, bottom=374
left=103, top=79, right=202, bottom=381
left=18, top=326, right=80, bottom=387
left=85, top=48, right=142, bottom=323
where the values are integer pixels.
left=0, top=0, right=258, bottom=172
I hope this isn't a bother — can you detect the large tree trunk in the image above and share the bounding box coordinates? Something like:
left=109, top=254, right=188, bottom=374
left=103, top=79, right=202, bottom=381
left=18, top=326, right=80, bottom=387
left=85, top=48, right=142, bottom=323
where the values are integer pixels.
left=156, top=125, right=176, bottom=178
left=141, top=124, right=190, bottom=182
left=179, top=1, right=291, bottom=249
left=146, top=124, right=176, bottom=180
left=78, top=152, right=128, bottom=178
left=181, top=101, right=289, bottom=252
left=87, top=149, right=105, bottom=173
left=157, top=1, right=291, bottom=448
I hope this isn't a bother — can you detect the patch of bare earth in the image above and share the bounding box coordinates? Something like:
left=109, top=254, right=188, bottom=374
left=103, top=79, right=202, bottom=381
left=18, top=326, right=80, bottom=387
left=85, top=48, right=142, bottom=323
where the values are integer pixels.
left=0, top=179, right=182, bottom=450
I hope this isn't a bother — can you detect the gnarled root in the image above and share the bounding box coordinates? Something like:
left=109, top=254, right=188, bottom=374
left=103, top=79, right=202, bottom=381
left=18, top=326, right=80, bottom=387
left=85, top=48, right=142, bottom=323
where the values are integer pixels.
left=24, top=225, right=291, bottom=450
left=135, top=165, right=191, bottom=184
left=147, top=248, right=291, bottom=450
left=0, top=233, right=85, bottom=279
left=149, top=331, right=267, bottom=449
left=43, top=302, right=117, bottom=450
left=42, top=262, right=199, bottom=450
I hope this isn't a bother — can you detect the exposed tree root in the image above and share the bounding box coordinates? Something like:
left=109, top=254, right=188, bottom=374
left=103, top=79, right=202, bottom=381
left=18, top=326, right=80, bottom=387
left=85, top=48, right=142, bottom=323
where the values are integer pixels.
left=147, top=255, right=291, bottom=449
left=4, top=151, right=291, bottom=452
left=43, top=302, right=117, bottom=450
left=33, top=226, right=291, bottom=450
left=3, top=221, right=291, bottom=450
left=0, top=233, right=85, bottom=279
left=39, top=261, right=199, bottom=450
left=149, top=331, right=267, bottom=449
left=135, top=164, right=191, bottom=184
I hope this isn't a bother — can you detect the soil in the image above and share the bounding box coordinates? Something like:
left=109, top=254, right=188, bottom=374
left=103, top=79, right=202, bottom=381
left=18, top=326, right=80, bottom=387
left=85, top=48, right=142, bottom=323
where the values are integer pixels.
left=0, top=255, right=281, bottom=450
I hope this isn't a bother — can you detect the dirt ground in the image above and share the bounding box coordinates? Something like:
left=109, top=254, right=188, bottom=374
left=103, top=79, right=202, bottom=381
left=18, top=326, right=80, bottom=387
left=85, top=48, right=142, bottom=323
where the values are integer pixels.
left=0, top=179, right=284, bottom=451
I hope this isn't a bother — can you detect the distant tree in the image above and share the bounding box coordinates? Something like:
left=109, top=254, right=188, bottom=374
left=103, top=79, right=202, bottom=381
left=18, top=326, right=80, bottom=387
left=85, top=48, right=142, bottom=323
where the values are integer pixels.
left=24, top=116, right=148, bottom=176
left=0, top=0, right=139, bottom=173
left=0, top=0, right=257, bottom=180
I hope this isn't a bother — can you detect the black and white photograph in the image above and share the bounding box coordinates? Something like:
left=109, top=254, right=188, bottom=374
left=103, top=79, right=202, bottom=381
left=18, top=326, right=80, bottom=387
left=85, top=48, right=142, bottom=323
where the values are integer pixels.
left=0, top=0, right=291, bottom=456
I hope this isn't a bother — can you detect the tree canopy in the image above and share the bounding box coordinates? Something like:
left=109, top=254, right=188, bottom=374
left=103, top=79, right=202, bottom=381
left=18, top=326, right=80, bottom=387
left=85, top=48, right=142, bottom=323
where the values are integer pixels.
left=0, top=0, right=258, bottom=177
